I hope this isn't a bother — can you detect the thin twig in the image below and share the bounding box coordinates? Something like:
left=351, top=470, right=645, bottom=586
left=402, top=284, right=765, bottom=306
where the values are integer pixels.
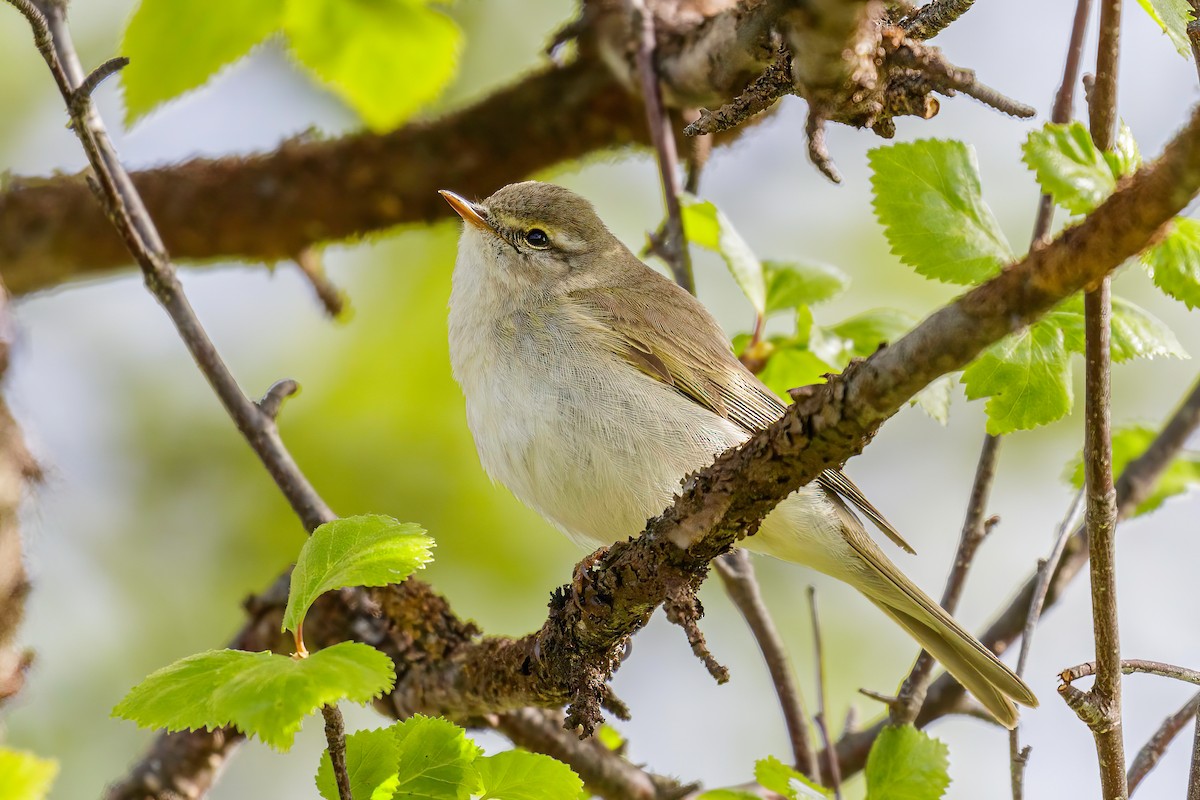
left=683, top=48, right=794, bottom=137
left=892, top=433, right=1001, bottom=725
left=1011, top=4, right=1093, bottom=793
left=716, top=551, right=819, bottom=778
left=630, top=0, right=693, bottom=292
left=1032, top=0, right=1094, bottom=242
left=1061, top=660, right=1200, bottom=687
left=1067, top=3, right=1127, bottom=796
left=1128, top=692, right=1200, bottom=794
left=3, top=0, right=335, bottom=533
left=1188, top=709, right=1200, bottom=800
left=494, top=708, right=677, bottom=800
left=321, top=704, right=352, bottom=800
left=1011, top=488, right=1084, bottom=798
left=807, top=587, right=841, bottom=798
left=663, top=586, right=729, bottom=684
left=295, top=248, right=347, bottom=318
left=902, top=0, right=977, bottom=40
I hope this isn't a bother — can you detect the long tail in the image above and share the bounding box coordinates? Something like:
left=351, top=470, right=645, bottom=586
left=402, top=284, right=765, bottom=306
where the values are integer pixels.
left=865, top=588, right=1037, bottom=728
left=749, top=489, right=1038, bottom=728
left=832, top=504, right=1038, bottom=729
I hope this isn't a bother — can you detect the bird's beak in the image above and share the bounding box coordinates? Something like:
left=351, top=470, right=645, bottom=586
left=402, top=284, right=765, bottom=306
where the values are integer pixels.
left=439, top=190, right=500, bottom=239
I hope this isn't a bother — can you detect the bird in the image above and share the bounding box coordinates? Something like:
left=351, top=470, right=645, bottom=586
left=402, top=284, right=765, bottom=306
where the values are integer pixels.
left=440, top=180, right=1037, bottom=728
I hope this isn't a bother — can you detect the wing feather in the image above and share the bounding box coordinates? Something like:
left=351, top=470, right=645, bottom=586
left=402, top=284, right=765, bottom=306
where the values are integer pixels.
left=569, top=278, right=912, bottom=553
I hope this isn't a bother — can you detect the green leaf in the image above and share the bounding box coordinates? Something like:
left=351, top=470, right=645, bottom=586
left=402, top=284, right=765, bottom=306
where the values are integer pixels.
left=755, top=755, right=831, bottom=799
left=763, top=260, right=850, bottom=314
left=962, top=321, right=1073, bottom=435
left=758, top=343, right=835, bottom=400
left=1045, top=295, right=1188, bottom=362
left=680, top=195, right=766, bottom=315
left=283, top=515, right=433, bottom=636
left=391, top=715, right=483, bottom=799
left=120, top=0, right=284, bottom=124
left=284, top=0, right=462, bottom=132
left=1022, top=122, right=1116, bottom=215
left=113, top=642, right=395, bottom=751
left=0, top=749, right=58, bottom=800
left=813, top=309, right=916, bottom=366
left=864, top=725, right=951, bottom=800
left=316, top=726, right=403, bottom=800
left=1136, top=0, right=1194, bottom=56
left=1066, top=425, right=1200, bottom=516
left=869, top=139, right=1013, bottom=285
left=476, top=750, right=584, bottom=800
left=1142, top=216, right=1200, bottom=309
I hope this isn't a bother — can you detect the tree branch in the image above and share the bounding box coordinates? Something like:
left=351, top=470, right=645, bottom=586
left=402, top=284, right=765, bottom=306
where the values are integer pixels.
left=716, top=551, right=819, bottom=778
left=632, top=0, right=694, bottom=292
left=1068, top=3, right=1127, bottom=795
left=1128, top=691, right=1200, bottom=794
left=0, top=0, right=1030, bottom=294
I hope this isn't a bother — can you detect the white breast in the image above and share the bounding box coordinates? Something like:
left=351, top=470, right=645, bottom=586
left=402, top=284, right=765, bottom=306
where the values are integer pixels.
left=447, top=238, right=852, bottom=572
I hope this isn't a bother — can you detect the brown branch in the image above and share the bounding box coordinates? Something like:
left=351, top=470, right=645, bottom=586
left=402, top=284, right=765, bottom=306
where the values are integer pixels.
left=1010, top=3, right=1092, bottom=782
left=632, top=0, right=693, bottom=292
left=830, top=372, right=1200, bottom=780
left=0, top=57, right=648, bottom=296
left=1010, top=487, right=1084, bottom=799
left=1189, top=711, right=1200, bottom=800
left=1128, top=692, right=1200, bottom=794
left=902, top=0, right=976, bottom=40
left=294, top=248, right=348, bottom=318
left=716, top=551, right=819, bottom=778
left=0, top=0, right=1035, bottom=294
left=320, top=704, right=352, bottom=800
left=807, top=588, right=841, bottom=797
left=891, top=433, right=1000, bottom=725
left=684, top=47, right=794, bottom=137
left=1066, top=4, right=1127, bottom=796
left=1062, top=660, right=1200, bottom=687
left=493, top=708, right=679, bottom=800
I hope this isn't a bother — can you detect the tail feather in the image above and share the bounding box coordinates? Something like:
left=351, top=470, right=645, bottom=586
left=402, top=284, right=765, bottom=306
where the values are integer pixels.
left=870, top=599, right=1028, bottom=729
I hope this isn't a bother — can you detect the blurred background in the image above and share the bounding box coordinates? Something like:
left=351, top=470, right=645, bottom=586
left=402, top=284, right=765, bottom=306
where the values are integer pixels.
left=1, top=1, right=1198, bottom=797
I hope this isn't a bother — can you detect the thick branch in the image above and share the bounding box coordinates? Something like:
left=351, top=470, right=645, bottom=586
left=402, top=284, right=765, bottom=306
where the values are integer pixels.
left=0, top=58, right=647, bottom=295
left=0, top=1, right=1027, bottom=293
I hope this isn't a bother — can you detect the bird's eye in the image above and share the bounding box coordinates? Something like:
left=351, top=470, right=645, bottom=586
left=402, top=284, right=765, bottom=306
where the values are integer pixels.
left=524, top=229, right=550, bottom=249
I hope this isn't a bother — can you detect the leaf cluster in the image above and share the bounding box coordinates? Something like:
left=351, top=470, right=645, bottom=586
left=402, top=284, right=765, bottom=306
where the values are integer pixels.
left=113, top=516, right=431, bottom=750
left=314, top=717, right=583, bottom=800
left=868, top=128, right=1195, bottom=435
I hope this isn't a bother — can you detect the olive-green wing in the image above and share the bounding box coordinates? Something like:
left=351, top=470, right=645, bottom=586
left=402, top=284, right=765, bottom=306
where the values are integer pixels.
left=569, top=279, right=914, bottom=554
